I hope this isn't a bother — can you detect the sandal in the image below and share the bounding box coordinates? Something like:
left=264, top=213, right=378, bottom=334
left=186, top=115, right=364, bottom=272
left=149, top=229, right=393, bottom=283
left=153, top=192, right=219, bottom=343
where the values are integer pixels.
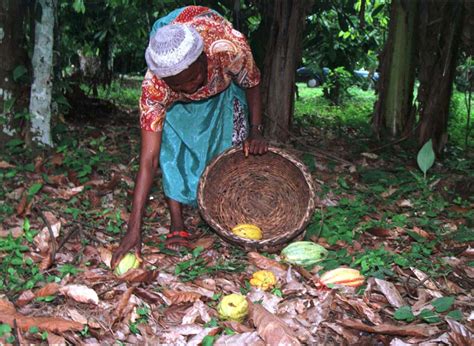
left=165, top=230, right=193, bottom=252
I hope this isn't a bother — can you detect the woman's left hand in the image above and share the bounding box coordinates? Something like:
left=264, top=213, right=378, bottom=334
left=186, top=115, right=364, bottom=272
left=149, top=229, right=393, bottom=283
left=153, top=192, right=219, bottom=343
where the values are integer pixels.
left=243, top=128, right=268, bottom=156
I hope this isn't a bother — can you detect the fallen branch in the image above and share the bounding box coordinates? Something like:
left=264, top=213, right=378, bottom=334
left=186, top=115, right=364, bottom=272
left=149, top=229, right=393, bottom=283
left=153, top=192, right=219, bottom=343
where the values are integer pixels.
left=339, top=319, right=439, bottom=338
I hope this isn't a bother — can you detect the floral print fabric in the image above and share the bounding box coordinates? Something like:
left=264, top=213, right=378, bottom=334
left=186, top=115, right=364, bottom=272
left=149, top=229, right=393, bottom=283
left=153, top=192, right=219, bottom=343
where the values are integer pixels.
left=140, top=6, right=261, bottom=132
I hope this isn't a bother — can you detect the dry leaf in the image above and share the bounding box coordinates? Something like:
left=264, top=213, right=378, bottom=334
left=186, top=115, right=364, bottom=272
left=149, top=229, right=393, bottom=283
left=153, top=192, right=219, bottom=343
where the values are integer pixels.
left=339, top=319, right=439, bottom=337
left=366, top=227, right=393, bottom=238
left=0, top=298, right=83, bottom=333
left=16, top=193, right=28, bottom=216
left=306, top=290, right=335, bottom=334
left=381, top=186, right=397, bottom=198
left=112, top=287, right=135, bottom=325
left=337, top=294, right=382, bottom=325
left=163, top=289, right=202, bottom=305
left=247, top=299, right=301, bottom=346
left=169, top=282, right=215, bottom=299
left=97, top=246, right=113, bottom=268
left=323, top=322, right=359, bottom=344
left=169, top=323, right=205, bottom=336
left=411, top=226, right=433, bottom=239
left=221, top=321, right=255, bottom=333
left=35, top=282, right=60, bottom=298
left=68, top=308, right=88, bottom=324
left=446, top=319, right=474, bottom=345
left=39, top=247, right=54, bottom=271
left=182, top=300, right=212, bottom=324
left=161, top=304, right=193, bottom=326
left=194, top=278, right=217, bottom=291
left=410, top=267, right=439, bottom=291
left=43, top=185, right=84, bottom=200
left=248, top=252, right=287, bottom=278
left=373, top=278, right=406, bottom=308
left=361, top=152, right=378, bottom=160
left=0, top=160, right=15, bottom=168
left=82, top=268, right=115, bottom=282
left=247, top=288, right=282, bottom=314
left=16, top=290, right=36, bottom=307
left=187, top=326, right=219, bottom=346
left=118, top=268, right=158, bottom=283
left=0, top=226, right=23, bottom=238
left=47, top=333, right=67, bottom=345
left=34, top=212, right=61, bottom=253
left=397, top=199, right=413, bottom=208
left=134, top=287, right=165, bottom=305
left=60, top=284, right=99, bottom=305
left=192, top=236, right=215, bottom=250
left=215, top=331, right=264, bottom=346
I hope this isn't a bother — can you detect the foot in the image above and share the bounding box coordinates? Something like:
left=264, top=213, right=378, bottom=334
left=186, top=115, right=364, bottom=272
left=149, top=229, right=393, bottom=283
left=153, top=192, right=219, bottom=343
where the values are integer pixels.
left=165, top=230, right=193, bottom=252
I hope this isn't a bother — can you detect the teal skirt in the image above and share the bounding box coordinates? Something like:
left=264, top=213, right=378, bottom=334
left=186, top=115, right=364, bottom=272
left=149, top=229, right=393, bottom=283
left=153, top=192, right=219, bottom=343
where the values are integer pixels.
left=160, top=84, right=248, bottom=205
left=150, top=8, right=249, bottom=205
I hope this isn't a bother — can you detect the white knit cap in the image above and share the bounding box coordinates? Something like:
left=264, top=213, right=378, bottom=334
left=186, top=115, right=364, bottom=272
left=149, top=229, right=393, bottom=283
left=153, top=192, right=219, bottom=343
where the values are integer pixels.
left=145, top=24, right=204, bottom=78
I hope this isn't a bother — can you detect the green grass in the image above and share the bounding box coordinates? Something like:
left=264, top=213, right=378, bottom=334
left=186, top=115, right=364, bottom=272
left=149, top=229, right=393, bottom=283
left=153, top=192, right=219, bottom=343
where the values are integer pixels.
left=294, top=83, right=473, bottom=148
left=89, top=79, right=472, bottom=148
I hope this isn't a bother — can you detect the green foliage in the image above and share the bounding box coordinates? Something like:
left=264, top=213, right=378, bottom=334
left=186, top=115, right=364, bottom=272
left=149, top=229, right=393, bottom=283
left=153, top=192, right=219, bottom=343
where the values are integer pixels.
left=55, top=135, right=114, bottom=181
left=394, top=306, right=415, bottom=322
left=0, top=324, right=12, bottom=336
left=394, top=299, right=461, bottom=325
left=307, top=196, right=372, bottom=244
left=303, top=0, right=389, bottom=103
left=72, top=0, right=86, bottom=14
left=418, top=309, right=441, bottom=323
left=0, top=220, right=48, bottom=294
left=13, top=65, right=28, bottom=82
left=417, top=140, right=435, bottom=178
left=201, top=335, right=216, bottom=346
left=174, top=246, right=246, bottom=282
left=432, top=296, right=455, bottom=313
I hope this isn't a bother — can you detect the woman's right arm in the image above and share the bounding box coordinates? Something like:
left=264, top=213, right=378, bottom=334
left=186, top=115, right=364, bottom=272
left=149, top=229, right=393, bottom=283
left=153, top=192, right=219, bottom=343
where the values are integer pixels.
left=111, top=129, right=162, bottom=268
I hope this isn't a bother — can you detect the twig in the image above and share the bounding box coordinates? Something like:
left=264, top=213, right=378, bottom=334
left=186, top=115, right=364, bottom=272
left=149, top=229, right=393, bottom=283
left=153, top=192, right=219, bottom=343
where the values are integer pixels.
left=57, top=225, right=80, bottom=252
left=34, top=206, right=58, bottom=268
left=12, top=319, right=20, bottom=346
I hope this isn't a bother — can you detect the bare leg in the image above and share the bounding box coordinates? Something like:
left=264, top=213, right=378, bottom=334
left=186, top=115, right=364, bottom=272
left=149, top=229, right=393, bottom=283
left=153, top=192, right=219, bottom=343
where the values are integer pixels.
left=165, top=198, right=191, bottom=251
left=167, top=198, right=184, bottom=231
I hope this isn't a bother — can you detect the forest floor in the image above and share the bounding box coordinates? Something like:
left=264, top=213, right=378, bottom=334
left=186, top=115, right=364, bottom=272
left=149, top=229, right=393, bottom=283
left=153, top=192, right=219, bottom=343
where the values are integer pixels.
left=0, top=84, right=473, bottom=345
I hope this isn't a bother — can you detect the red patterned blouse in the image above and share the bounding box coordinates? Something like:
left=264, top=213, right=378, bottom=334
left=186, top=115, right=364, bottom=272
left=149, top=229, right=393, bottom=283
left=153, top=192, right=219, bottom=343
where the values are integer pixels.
left=139, top=6, right=261, bottom=132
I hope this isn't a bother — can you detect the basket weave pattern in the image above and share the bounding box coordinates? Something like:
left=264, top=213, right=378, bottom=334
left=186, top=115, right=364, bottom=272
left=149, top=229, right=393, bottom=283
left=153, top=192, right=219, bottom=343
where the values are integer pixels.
left=197, top=146, right=316, bottom=252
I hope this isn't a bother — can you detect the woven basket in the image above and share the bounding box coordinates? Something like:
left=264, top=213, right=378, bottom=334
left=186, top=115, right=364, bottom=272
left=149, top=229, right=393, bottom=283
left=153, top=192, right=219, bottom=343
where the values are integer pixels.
left=197, top=146, right=317, bottom=252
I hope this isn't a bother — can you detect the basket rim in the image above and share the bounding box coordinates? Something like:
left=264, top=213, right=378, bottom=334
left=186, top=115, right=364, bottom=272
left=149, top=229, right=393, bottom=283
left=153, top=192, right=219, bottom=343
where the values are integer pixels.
left=197, top=145, right=317, bottom=249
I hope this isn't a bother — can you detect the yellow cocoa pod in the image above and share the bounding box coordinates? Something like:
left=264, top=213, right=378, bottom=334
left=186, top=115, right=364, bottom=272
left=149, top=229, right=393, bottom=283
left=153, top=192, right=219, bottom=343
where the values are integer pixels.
left=249, top=270, right=277, bottom=291
left=319, top=267, right=364, bottom=288
left=231, top=224, right=263, bottom=240
left=114, top=253, right=141, bottom=276
left=217, top=294, right=249, bottom=322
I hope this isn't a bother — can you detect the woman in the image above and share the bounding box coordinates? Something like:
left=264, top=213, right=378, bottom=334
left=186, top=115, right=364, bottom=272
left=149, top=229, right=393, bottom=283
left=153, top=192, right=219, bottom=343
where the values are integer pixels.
left=112, top=6, right=267, bottom=267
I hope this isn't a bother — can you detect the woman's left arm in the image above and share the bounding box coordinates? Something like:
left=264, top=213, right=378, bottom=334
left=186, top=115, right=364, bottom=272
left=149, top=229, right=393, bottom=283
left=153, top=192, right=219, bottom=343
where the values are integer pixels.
left=245, top=84, right=268, bottom=155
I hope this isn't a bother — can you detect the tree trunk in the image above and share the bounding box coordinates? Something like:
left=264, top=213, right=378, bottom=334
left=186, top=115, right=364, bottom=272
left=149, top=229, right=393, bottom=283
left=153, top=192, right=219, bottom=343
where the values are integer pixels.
left=372, top=0, right=418, bottom=138
left=417, top=1, right=465, bottom=155
left=261, top=0, right=313, bottom=141
left=0, top=0, right=28, bottom=137
left=29, top=0, right=56, bottom=147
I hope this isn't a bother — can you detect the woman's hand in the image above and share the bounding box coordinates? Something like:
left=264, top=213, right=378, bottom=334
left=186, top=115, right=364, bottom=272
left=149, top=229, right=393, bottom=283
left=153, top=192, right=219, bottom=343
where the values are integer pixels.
left=111, top=230, right=142, bottom=269
left=244, top=128, right=268, bottom=156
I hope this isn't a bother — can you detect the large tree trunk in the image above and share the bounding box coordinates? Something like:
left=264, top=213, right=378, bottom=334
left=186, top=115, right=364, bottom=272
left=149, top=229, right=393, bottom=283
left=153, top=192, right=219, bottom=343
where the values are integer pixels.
left=372, top=0, right=418, bottom=138
left=0, top=0, right=28, bottom=138
left=417, top=0, right=465, bottom=155
left=260, top=0, right=312, bottom=141
left=29, top=0, right=56, bottom=147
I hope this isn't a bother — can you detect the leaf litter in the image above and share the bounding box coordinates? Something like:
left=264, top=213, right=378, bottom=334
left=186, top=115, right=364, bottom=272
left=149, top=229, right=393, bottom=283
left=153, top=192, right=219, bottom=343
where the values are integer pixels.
left=0, top=109, right=473, bottom=345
